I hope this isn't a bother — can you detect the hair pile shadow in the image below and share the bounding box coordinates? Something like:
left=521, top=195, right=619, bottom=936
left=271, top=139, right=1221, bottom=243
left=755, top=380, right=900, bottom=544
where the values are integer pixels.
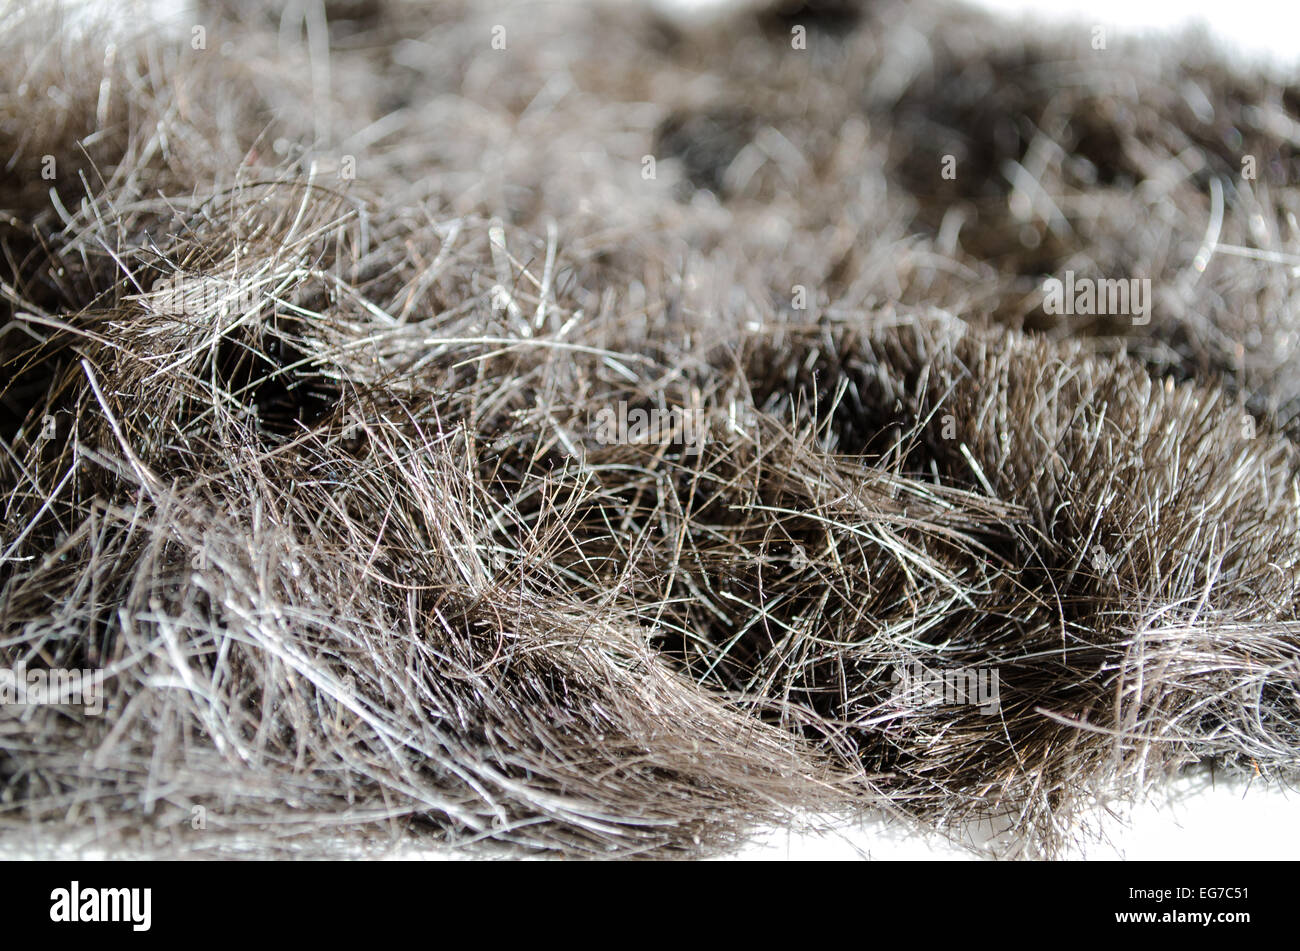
left=2, top=0, right=1299, bottom=857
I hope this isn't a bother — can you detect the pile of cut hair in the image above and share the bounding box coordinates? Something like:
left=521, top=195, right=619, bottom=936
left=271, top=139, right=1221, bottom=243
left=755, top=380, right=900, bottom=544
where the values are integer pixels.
left=3, top=0, right=1299, bottom=858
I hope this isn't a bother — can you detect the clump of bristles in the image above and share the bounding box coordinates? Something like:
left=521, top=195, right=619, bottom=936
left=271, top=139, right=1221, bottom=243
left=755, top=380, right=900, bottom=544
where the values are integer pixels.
left=2, top=0, right=1299, bottom=858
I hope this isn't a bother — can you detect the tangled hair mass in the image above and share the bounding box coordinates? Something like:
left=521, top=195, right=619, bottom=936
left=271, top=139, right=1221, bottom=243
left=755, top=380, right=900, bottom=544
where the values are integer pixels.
left=2, top=0, right=1299, bottom=857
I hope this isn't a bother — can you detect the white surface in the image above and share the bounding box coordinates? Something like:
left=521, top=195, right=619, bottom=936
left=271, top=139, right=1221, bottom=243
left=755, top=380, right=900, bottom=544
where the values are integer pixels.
left=737, top=772, right=1299, bottom=859
left=976, top=0, right=1300, bottom=69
